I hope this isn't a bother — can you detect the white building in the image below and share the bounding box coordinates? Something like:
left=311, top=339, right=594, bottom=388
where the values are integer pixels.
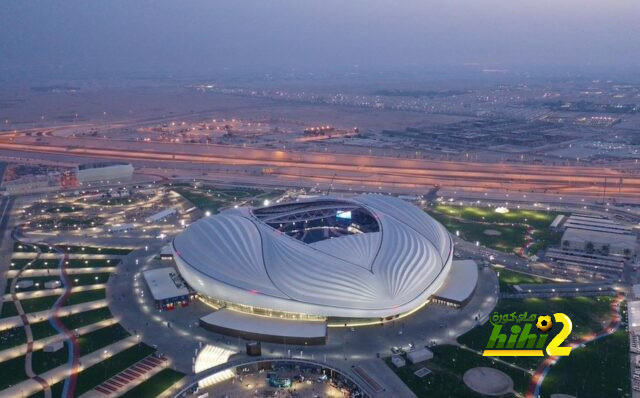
left=173, top=194, right=453, bottom=320
left=561, top=228, right=637, bottom=257
left=145, top=208, right=177, bottom=223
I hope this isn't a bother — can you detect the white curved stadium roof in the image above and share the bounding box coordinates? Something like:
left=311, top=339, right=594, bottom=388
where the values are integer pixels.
left=173, top=194, right=453, bottom=318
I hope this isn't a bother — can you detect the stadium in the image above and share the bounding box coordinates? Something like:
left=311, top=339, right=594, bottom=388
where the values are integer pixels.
left=172, top=194, right=453, bottom=323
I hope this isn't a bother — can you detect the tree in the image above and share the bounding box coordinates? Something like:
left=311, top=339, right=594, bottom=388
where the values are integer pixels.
left=585, top=241, right=594, bottom=253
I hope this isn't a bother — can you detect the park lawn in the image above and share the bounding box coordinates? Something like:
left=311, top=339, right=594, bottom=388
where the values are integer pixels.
left=77, top=324, right=130, bottom=356
left=120, top=368, right=185, bottom=398
left=30, top=307, right=114, bottom=341
left=98, top=196, right=139, bottom=206
left=458, top=296, right=614, bottom=371
left=495, top=268, right=550, bottom=293
left=69, top=273, right=111, bottom=286
left=429, top=211, right=527, bottom=253
left=0, top=354, right=28, bottom=390
left=431, top=204, right=560, bottom=229
left=0, top=301, right=19, bottom=318
left=13, top=242, right=38, bottom=252
left=526, top=229, right=564, bottom=256
left=15, top=259, right=61, bottom=269
left=66, top=259, right=119, bottom=268
left=30, top=320, right=60, bottom=341
left=385, top=344, right=531, bottom=397
left=172, top=187, right=231, bottom=214
left=9, top=258, right=35, bottom=269
left=541, top=329, right=630, bottom=398
left=0, top=326, right=26, bottom=350
left=20, top=295, right=60, bottom=313
left=46, top=205, right=83, bottom=213
left=61, top=307, right=114, bottom=330
left=74, top=343, right=156, bottom=396
left=32, top=344, right=69, bottom=375
left=5, top=276, right=63, bottom=294
left=63, top=289, right=106, bottom=306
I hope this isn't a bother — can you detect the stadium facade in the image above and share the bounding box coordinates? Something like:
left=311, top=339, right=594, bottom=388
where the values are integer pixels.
left=172, top=194, right=453, bottom=321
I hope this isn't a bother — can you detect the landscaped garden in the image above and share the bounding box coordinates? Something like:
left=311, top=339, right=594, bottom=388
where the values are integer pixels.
left=427, top=204, right=564, bottom=255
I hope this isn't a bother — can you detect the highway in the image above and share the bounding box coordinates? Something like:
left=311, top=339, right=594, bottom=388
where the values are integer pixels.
left=2, top=131, right=640, bottom=199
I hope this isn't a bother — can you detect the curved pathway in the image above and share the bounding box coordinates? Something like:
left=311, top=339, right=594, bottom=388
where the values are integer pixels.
left=526, top=293, right=624, bottom=398
left=8, top=234, right=52, bottom=398
left=10, top=230, right=84, bottom=397
left=49, top=251, right=81, bottom=398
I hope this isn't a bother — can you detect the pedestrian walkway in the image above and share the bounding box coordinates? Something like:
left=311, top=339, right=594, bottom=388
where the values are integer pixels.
left=7, top=267, right=117, bottom=278
left=12, top=253, right=125, bottom=260
left=0, top=318, right=119, bottom=362
left=2, top=283, right=107, bottom=302
left=0, top=299, right=109, bottom=330
left=0, top=336, right=139, bottom=398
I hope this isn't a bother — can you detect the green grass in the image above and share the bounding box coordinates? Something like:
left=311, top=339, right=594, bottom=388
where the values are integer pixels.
left=495, top=268, right=550, bottom=293
left=0, top=301, right=19, bottom=318
left=77, top=324, right=130, bottom=356
left=428, top=204, right=563, bottom=254
left=120, top=368, right=185, bottom=398
left=66, top=259, right=119, bottom=268
left=45, top=205, right=83, bottom=213
left=68, top=273, right=111, bottom=286
left=64, top=289, right=106, bottom=306
left=0, top=326, right=26, bottom=350
left=30, top=320, right=60, bottom=341
left=31, top=217, right=102, bottom=229
left=20, top=295, right=60, bottom=313
left=386, top=345, right=530, bottom=397
left=74, top=343, right=155, bottom=396
left=6, top=272, right=110, bottom=295
left=458, top=296, right=614, bottom=371
left=30, top=307, right=114, bottom=341
left=429, top=211, right=527, bottom=252
left=0, top=354, right=28, bottom=389
left=13, top=242, right=37, bottom=252
left=6, top=276, right=63, bottom=294
left=61, top=307, right=113, bottom=330
left=541, top=329, right=630, bottom=398
left=98, top=197, right=139, bottom=206
left=8, top=258, right=117, bottom=270
left=173, top=185, right=281, bottom=214
left=32, top=343, right=69, bottom=375
left=431, top=204, right=559, bottom=229
left=9, top=258, right=34, bottom=269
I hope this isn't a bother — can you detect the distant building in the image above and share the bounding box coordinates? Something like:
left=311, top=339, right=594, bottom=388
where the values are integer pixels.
left=75, top=162, right=134, bottom=184
left=561, top=228, right=636, bottom=258
left=143, top=267, right=194, bottom=310
left=145, top=208, right=177, bottom=223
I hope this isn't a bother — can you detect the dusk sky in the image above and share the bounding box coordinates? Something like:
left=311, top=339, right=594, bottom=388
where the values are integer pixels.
left=2, top=0, right=639, bottom=78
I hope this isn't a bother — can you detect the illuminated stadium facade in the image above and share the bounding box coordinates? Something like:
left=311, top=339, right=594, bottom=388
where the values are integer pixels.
left=172, top=194, right=453, bottom=322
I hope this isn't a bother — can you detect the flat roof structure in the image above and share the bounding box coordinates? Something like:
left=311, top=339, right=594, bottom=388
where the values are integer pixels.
left=562, top=228, right=637, bottom=251
left=432, top=259, right=478, bottom=307
left=629, top=301, right=640, bottom=332
left=143, top=267, right=190, bottom=301
left=200, top=309, right=327, bottom=345
left=633, top=284, right=640, bottom=299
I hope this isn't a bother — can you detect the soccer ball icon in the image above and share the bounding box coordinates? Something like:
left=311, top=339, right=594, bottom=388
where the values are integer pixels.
left=536, top=315, right=553, bottom=333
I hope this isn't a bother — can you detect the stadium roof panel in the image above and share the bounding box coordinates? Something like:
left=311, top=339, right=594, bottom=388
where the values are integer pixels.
left=173, top=194, right=453, bottom=318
